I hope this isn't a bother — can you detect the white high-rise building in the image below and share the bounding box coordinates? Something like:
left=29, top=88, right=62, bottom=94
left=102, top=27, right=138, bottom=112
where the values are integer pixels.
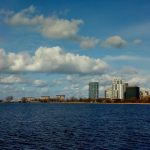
left=112, top=78, right=125, bottom=99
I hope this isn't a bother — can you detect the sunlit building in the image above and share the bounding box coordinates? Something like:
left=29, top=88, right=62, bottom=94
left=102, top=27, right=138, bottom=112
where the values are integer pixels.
left=56, top=95, right=65, bottom=101
left=112, top=78, right=125, bottom=99
left=140, top=90, right=149, bottom=99
left=105, top=87, right=112, bottom=99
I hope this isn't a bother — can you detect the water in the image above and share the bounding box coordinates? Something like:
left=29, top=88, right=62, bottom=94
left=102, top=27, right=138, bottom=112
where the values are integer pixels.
left=0, top=103, right=150, bottom=150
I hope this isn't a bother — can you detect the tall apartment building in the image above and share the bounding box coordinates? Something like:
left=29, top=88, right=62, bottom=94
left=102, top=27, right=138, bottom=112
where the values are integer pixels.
left=89, top=82, right=99, bottom=99
left=112, top=78, right=125, bottom=99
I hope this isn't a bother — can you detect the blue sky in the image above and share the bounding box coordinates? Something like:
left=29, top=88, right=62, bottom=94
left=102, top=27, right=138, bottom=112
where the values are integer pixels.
left=0, top=0, right=150, bottom=99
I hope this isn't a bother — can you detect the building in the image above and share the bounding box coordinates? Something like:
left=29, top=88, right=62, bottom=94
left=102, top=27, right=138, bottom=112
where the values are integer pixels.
left=140, top=90, right=149, bottom=98
left=40, top=96, right=50, bottom=101
left=105, top=87, right=112, bottom=99
left=112, top=78, right=125, bottom=99
left=125, top=86, right=140, bottom=99
left=56, top=95, right=65, bottom=101
left=89, top=82, right=99, bottom=99
left=21, top=97, right=36, bottom=102
left=140, top=90, right=149, bottom=99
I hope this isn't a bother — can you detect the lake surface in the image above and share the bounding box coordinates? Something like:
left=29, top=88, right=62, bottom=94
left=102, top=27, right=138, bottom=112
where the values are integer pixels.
left=0, top=103, right=150, bottom=150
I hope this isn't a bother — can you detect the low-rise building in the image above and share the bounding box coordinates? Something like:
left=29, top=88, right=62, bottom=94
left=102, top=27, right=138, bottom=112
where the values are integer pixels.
left=21, top=97, right=36, bottom=102
left=39, top=96, right=51, bottom=102
left=105, top=87, right=112, bottom=99
left=40, top=96, right=50, bottom=100
left=140, top=90, right=149, bottom=99
left=56, top=95, right=65, bottom=101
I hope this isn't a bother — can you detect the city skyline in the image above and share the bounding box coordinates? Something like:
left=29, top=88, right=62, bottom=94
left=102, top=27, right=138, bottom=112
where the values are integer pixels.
left=0, top=0, right=150, bottom=99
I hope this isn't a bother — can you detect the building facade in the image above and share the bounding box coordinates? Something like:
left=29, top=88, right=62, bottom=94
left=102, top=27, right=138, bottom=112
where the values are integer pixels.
left=112, top=78, right=125, bottom=99
left=125, top=86, right=140, bottom=99
left=105, top=87, right=112, bottom=99
left=56, top=95, right=65, bottom=101
left=89, top=82, right=99, bottom=99
left=140, top=90, right=149, bottom=99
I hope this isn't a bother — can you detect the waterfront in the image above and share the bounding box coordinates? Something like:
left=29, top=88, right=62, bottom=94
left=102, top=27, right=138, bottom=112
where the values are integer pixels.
left=0, top=103, right=150, bottom=150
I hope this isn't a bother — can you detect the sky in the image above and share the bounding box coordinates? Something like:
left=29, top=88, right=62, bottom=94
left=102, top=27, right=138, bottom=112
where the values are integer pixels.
left=0, top=0, right=150, bottom=99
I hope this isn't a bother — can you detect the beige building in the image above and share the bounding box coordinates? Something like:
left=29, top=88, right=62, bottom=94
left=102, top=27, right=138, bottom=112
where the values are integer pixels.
left=22, top=97, right=36, bottom=102
left=140, top=90, right=149, bottom=99
left=105, top=87, right=112, bottom=99
left=56, top=95, right=65, bottom=101
left=40, top=96, right=50, bottom=101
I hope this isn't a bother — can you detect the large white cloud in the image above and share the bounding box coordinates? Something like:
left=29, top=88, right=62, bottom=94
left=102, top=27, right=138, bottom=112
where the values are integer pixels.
left=5, top=6, right=83, bottom=39
left=3, top=7, right=134, bottom=50
left=0, top=46, right=108, bottom=74
left=3, top=6, right=102, bottom=49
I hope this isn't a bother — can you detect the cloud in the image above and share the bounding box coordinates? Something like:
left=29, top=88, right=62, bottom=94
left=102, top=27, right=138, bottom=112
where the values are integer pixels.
left=132, top=39, right=142, bottom=45
left=3, top=6, right=132, bottom=50
left=122, top=66, right=138, bottom=75
left=33, top=80, right=47, bottom=87
left=5, top=6, right=41, bottom=26
left=0, top=9, right=14, bottom=16
left=128, top=76, right=147, bottom=86
left=0, top=74, right=47, bottom=88
left=40, top=18, right=83, bottom=39
left=122, top=22, right=150, bottom=37
left=78, top=36, right=100, bottom=49
left=0, top=75, right=27, bottom=84
left=103, top=55, right=150, bottom=61
left=102, top=35, right=127, bottom=48
left=66, top=75, right=75, bottom=81
left=5, top=6, right=83, bottom=39
left=0, top=46, right=108, bottom=74
left=3, top=6, right=102, bottom=49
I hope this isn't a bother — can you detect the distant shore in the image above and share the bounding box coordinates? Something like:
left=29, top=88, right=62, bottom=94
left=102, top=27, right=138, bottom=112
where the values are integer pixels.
left=1, top=101, right=150, bottom=104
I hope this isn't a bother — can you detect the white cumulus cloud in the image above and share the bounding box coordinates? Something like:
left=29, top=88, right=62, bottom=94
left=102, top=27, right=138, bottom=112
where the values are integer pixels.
left=0, top=46, right=108, bottom=74
left=103, top=35, right=127, bottom=48
left=78, top=36, right=100, bottom=49
left=2, top=6, right=103, bottom=49
left=5, top=6, right=83, bottom=39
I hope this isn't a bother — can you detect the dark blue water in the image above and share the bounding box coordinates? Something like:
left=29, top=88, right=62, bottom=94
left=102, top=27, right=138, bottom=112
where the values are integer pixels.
left=0, top=103, right=150, bottom=150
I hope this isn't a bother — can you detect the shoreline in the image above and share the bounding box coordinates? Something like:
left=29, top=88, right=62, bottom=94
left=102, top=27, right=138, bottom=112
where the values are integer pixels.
left=1, top=102, right=150, bottom=104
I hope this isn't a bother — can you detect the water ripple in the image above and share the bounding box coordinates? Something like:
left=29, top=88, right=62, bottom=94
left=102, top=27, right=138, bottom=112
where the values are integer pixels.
left=0, top=103, right=150, bottom=150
